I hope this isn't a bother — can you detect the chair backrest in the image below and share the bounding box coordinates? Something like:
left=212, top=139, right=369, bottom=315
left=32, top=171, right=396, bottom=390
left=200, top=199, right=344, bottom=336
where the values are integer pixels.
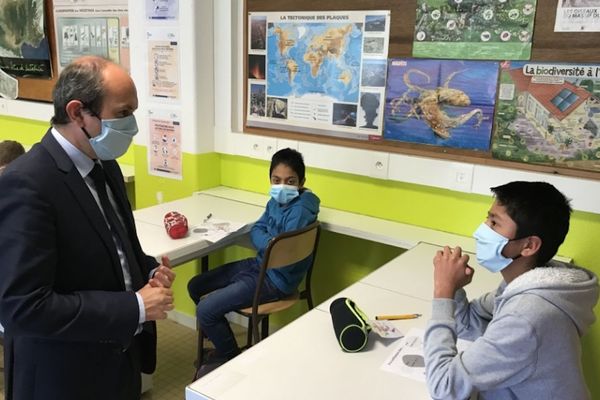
left=248, top=221, right=321, bottom=344
left=263, top=221, right=320, bottom=270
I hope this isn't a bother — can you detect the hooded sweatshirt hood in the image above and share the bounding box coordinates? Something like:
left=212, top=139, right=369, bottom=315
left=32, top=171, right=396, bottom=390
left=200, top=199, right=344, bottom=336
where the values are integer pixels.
left=500, top=260, right=599, bottom=336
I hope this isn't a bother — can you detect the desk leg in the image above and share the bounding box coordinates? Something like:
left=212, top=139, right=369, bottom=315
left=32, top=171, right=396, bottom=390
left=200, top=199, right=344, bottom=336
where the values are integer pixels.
left=201, top=255, right=209, bottom=273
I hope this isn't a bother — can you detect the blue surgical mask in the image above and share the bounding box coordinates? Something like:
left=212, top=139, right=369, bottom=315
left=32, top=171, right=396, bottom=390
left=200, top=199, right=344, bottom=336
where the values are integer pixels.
left=270, top=184, right=299, bottom=205
left=83, top=114, right=138, bottom=160
left=473, top=222, right=515, bottom=273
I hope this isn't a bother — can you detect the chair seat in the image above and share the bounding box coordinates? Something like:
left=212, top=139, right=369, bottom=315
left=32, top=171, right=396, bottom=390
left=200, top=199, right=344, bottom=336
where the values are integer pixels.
left=238, top=292, right=300, bottom=315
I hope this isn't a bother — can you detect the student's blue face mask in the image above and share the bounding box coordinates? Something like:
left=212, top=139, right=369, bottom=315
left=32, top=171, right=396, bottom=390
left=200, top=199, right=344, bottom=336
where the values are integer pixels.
left=82, top=113, right=138, bottom=160
left=270, top=184, right=299, bottom=205
left=473, top=223, right=519, bottom=273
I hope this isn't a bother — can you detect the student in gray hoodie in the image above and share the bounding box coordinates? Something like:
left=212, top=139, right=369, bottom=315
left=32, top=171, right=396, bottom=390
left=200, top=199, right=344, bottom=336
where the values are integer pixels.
left=424, top=181, right=599, bottom=400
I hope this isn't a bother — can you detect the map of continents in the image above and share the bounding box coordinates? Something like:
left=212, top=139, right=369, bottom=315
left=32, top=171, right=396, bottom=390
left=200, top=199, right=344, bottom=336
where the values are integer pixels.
left=267, top=22, right=363, bottom=103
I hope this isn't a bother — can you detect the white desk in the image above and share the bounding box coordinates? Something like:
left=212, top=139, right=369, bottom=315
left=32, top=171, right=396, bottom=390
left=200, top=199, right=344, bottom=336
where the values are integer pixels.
left=186, top=243, right=500, bottom=400
left=202, top=186, right=477, bottom=252
left=119, top=163, right=135, bottom=183
left=186, top=287, right=434, bottom=400
left=360, top=242, right=501, bottom=302
left=134, top=193, right=264, bottom=265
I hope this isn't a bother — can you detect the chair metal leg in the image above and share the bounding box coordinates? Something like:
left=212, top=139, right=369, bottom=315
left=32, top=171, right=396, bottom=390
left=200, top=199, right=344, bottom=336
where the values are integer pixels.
left=244, top=316, right=254, bottom=348
left=306, top=292, right=314, bottom=310
left=196, top=320, right=205, bottom=367
left=260, top=316, right=269, bottom=340
left=201, top=255, right=209, bottom=273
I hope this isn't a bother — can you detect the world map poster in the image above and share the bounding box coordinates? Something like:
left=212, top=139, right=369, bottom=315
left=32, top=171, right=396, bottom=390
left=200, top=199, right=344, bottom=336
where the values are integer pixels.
left=246, top=11, right=390, bottom=140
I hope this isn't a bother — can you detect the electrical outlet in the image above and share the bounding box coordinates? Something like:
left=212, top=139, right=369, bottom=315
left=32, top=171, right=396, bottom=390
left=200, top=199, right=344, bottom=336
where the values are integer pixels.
left=450, top=164, right=473, bottom=192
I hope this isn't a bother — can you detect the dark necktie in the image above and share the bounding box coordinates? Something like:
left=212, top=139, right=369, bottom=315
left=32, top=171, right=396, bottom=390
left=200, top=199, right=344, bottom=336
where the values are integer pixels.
left=89, top=163, right=144, bottom=291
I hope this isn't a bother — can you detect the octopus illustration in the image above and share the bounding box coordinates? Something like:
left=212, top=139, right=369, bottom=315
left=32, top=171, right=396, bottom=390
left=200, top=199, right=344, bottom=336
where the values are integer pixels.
left=389, top=69, right=483, bottom=139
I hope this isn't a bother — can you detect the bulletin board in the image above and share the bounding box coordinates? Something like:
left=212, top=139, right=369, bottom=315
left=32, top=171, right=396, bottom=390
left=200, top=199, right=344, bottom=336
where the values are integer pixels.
left=243, top=0, right=600, bottom=180
left=13, top=0, right=58, bottom=102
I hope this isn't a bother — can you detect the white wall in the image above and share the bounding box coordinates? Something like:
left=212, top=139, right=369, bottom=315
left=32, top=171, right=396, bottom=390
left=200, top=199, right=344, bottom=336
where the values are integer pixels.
left=211, top=0, right=600, bottom=214
left=129, top=0, right=214, bottom=154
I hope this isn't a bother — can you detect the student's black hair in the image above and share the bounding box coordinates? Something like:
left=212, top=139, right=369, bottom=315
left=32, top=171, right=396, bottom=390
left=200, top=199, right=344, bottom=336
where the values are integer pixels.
left=0, top=140, right=25, bottom=166
left=269, top=148, right=305, bottom=182
left=491, top=181, right=572, bottom=266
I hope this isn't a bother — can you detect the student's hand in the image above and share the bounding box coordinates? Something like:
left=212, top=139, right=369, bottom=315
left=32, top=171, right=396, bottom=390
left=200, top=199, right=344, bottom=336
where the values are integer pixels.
left=138, top=283, right=174, bottom=321
left=149, top=256, right=176, bottom=288
left=432, top=246, right=474, bottom=299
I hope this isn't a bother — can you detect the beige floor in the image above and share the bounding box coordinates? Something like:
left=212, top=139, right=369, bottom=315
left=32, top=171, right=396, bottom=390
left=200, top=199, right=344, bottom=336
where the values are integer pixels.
left=0, top=320, right=246, bottom=400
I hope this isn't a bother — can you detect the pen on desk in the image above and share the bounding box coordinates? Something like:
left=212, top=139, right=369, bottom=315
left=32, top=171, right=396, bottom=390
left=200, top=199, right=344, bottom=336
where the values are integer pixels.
left=204, top=213, right=212, bottom=223
left=375, top=313, right=422, bottom=321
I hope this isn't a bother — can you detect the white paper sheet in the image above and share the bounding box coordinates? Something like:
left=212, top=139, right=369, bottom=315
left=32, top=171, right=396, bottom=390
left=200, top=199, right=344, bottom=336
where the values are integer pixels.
left=381, top=327, right=472, bottom=382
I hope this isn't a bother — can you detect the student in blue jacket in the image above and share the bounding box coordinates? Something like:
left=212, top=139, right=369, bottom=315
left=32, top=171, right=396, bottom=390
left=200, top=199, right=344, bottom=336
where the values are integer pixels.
left=188, top=148, right=320, bottom=379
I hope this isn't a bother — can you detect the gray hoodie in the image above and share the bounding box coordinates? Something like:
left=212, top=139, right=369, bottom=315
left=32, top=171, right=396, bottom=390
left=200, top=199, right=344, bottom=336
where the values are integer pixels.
left=424, top=261, right=599, bottom=400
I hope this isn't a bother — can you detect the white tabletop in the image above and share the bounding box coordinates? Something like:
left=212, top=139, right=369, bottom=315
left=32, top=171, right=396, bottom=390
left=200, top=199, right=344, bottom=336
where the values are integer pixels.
left=133, top=193, right=264, bottom=265
left=119, top=163, right=135, bottom=183
left=186, top=286, right=435, bottom=400
left=134, top=192, right=264, bottom=228
left=202, top=187, right=477, bottom=252
left=361, top=242, right=501, bottom=301
left=134, top=219, right=250, bottom=266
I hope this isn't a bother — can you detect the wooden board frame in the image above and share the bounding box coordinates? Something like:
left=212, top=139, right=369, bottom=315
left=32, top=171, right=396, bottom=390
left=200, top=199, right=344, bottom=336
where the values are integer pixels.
left=243, top=0, right=600, bottom=180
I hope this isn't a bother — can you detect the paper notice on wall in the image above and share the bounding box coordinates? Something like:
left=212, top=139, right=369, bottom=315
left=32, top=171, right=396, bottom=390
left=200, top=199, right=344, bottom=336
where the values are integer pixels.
left=0, top=68, right=18, bottom=99
left=147, top=28, right=180, bottom=100
left=148, top=108, right=182, bottom=179
left=555, top=0, right=600, bottom=31
left=146, top=0, right=178, bottom=20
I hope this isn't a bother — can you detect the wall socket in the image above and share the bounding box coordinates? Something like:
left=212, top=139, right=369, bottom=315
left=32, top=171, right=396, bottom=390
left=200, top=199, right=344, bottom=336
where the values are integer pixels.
left=450, top=165, right=473, bottom=192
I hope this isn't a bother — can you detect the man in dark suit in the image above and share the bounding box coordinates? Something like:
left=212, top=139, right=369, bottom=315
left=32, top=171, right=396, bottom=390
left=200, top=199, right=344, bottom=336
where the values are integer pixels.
left=0, top=56, right=175, bottom=400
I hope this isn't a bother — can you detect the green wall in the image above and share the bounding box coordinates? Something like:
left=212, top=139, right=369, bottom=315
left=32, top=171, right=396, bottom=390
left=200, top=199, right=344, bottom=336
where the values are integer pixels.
left=2, top=115, right=600, bottom=397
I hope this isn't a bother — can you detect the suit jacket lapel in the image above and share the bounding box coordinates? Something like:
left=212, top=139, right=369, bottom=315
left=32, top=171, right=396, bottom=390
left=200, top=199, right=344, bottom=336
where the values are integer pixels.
left=41, top=131, right=126, bottom=287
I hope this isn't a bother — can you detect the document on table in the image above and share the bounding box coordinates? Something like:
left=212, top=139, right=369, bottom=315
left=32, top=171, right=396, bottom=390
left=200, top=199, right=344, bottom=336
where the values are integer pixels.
left=191, top=218, right=246, bottom=243
left=381, top=327, right=472, bottom=382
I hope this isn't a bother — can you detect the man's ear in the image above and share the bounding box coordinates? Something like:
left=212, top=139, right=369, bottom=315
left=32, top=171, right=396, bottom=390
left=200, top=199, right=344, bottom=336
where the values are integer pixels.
left=299, top=177, right=306, bottom=188
left=521, top=235, right=542, bottom=257
left=65, top=100, right=86, bottom=124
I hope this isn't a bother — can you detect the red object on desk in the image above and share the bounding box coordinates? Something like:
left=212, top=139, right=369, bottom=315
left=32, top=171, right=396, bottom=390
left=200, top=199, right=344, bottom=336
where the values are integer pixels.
left=164, top=211, right=189, bottom=239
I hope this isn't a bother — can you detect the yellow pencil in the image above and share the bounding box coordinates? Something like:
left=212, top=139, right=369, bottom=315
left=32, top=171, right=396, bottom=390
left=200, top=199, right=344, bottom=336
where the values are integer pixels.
left=375, top=313, right=422, bottom=321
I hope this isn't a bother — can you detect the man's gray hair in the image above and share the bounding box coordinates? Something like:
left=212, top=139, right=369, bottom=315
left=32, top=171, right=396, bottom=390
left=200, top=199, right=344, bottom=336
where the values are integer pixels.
left=51, top=57, right=110, bottom=125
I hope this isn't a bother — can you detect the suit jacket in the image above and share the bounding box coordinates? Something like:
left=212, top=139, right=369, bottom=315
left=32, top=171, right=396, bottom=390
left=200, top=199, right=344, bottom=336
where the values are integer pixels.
left=0, top=131, right=159, bottom=400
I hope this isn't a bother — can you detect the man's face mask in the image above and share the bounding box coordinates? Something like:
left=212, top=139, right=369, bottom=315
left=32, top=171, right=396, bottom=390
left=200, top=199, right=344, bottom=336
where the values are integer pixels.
left=82, top=111, right=138, bottom=160
left=473, top=222, right=520, bottom=273
left=269, top=184, right=299, bottom=205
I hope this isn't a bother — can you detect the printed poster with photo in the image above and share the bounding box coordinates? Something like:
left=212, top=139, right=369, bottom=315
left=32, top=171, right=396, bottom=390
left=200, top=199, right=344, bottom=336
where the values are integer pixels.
left=384, top=59, right=499, bottom=151
left=492, top=61, right=600, bottom=172
left=53, top=0, right=130, bottom=73
left=554, top=0, right=600, bottom=32
left=246, top=10, right=391, bottom=140
left=0, top=0, right=51, bottom=78
left=413, top=0, right=537, bottom=60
